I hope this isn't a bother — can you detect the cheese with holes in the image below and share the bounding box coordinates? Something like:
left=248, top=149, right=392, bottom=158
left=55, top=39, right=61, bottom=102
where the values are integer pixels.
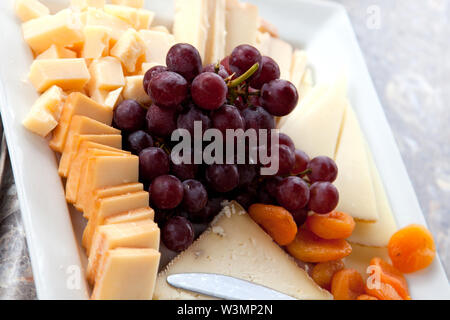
left=50, top=93, right=113, bottom=152
left=91, top=248, right=160, bottom=300
left=87, top=220, right=159, bottom=283
left=104, top=207, right=154, bottom=225
left=347, top=145, right=397, bottom=246
left=22, top=10, right=83, bottom=54
left=15, top=0, right=49, bottom=22
left=344, top=244, right=391, bottom=281
left=225, top=0, right=259, bottom=55
left=82, top=26, right=110, bottom=59
left=139, top=30, right=175, bottom=66
left=84, top=182, right=143, bottom=219
left=110, top=0, right=144, bottom=8
left=155, top=202, right=332, bottom=300
left=110, top=29, right=146, bottom=73
left=268, top=37, right=293, bottom=81
left=28, top=58, right=90, bottom=93
left=36, top=45, right=77, bottom=60
left=123, top=76, right=150, bottom=105
left=82, top=190, right=150, bottom=252
left=85, top=8, right=130, bottom=44
left=334, top=105, right=378, bottom=222
left=290, top=50, right=308, bottom=91
left=204, top=0, right=226, bottom=64
left=70, top=0, right=105, bottom=11
left=87, top=57, right=125, bottom=95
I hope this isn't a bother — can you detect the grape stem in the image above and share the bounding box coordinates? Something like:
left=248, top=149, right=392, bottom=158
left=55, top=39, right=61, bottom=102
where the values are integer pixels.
left=228, top=63, right=260, bottom=88
left=296, top=168, right=312, bottom=176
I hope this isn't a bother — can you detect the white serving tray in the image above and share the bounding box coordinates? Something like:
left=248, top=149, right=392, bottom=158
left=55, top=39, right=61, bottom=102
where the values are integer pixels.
left=0, top=0, right=448, bottom=300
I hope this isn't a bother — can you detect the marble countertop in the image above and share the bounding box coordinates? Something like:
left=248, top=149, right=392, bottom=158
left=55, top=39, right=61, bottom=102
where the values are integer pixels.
left=0, top=0, right=448, bottom=299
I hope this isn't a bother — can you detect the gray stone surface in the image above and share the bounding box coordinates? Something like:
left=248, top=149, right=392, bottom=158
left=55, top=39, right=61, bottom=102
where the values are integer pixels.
left=0, top=0, right=448, bottom=300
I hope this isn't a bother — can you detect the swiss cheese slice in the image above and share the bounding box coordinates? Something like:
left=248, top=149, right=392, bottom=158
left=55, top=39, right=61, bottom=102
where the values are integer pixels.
left=344, top=243, right=391, bottom=281
left=154, top=202, right=332, bottom=300
left=91, top=248, right=160, bottom=300
left=204, top=0, right=226, bottom=64
left=334, top=105, right=378, bottom=222
left=104, top=207, right=154, bottom=225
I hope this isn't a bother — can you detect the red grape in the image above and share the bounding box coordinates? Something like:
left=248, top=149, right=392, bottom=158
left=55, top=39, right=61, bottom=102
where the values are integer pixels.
left=191, top=72, right=228, bottom=110
left=146, top=104, right=177, bottom=137
left=176, top=105, right=211, bottom=136
left=241, top=106, right=275, bottom=131
left=148, top=71, right=188, bottom=108
left=235, top=192, right=256, bottom=210
left=182, top=179, right=208, bottom=213
left=250, top=56, right=280, bottom=89
left=261, top=79, right=299, bottom=116
left=166, top=43, right=202, bottom=82
left=126, top=130, right=153, bottom=155
left=190, top=197, right=225, bottom=223
left=143, top=65, right=167, bottom=94
left=237, top=164, right=257, bottom=187
left=266, top=144, right=295, bottom=176
left=277, top=133, right=295, bottom=152
left=150, top=175, right=184, bottom=209
left=202, top=63, right=230, bottom=79
left=309, top=182, right=339, bottom=214
left=170, top=151, right=198, bottom=181
left=229, top=44, right=262, bottom=78
left=264, top=176, right=282, bottom=197
left=276, top=176, right=310, bottom=211
left=292, top=149, right=310, bottom=175
left=220, top=56, right=232, bottom=74
left=211, top=104, right=245, bottom=134
left=139, top=147, right=170, bottom=181
left=113, top=100, right=146, bottom=131
left=307, top=156, right=338, bottom=183
left=205, top=164, right=239, bottom=193
left=162, top=216, right=194, bottom=252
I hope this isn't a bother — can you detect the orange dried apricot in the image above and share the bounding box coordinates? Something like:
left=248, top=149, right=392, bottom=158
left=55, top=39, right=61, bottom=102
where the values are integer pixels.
left=356, top=294, right=378, bottom=300
left=311, top=260, right=345, bottom=290
left=285, top=229, right=352, bottom=263
left=248, top=204, right=297, bottom=246
left=306, top=211, right=355, bottom=240
left=331, top=269, right=365, bottom=300
left=369, top=257, right=410, bottom=300
left=365, top=281, right=403, bottom=300
left=388, top=224, right=436, bottom=273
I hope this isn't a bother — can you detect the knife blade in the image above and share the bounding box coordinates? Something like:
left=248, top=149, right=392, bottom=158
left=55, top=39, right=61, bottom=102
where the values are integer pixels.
left=167, top=273, right=297, bottom=300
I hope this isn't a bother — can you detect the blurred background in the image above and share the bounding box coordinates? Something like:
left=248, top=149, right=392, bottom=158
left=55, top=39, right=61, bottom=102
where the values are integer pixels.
left=0, top=0, right=449, bottom=299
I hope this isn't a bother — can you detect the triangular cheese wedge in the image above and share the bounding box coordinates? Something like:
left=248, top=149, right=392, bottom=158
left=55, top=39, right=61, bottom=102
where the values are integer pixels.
left=154, top=202, right=332, bottom=300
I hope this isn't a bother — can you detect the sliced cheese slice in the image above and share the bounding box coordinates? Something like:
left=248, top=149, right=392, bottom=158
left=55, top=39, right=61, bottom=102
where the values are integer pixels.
left=204, top=0, right=226, bottom=64
left=255, top=31, right=271, bottom=56
left=139, top=30, right=175, bottom=66
left=104, top=207, right=154, bottom=225
left=87, top=220, right=159, bottom=284
left=82, top=190, right=150, bottom=252
left=334, top=105, right=378, bottom=222
left=290, top=50, right=308, bottom=92
left=154, top=201, right=332, bottom=300
left=344, top=243, right=391, bottom=281
left=91, top=248, right=160, bottom=300
left=268, top=37, right=293, bottom=81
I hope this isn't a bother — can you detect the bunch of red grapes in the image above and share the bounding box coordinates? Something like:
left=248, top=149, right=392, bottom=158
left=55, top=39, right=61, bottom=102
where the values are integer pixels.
left=112, top=43, right=339, bottom=253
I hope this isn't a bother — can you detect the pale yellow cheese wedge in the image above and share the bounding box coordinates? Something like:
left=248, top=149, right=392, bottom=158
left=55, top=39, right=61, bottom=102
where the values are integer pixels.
left=256, top=31, right=271, bottom=56
left=87, top=220, right=159, bottom=284
left=204, top=0, right=226, bottom=65
left=82, top=190, right=150, bottom=252
left=268, top=37, right=293, bottom=81
left=334, top=105, right=379, bottom=222
left=104, top=207, right=154, bottom=225
left=28, top=58, right=90, bottom=93
left=135, top=9, right=155, bottom=30
left=87, top=57, right=125, bottom=95
left=290, top=49, right=308, bottom=92
left=50, top=92, right=113, bottom=152
left=103, top=87, right=123, bottom=109
left=103, top=4, right=152, bottom=30
left=155, top=202, right=332, bottom=300
left=30, top=85, right=65, bottom=120
left=36, top=45, right=77, bottom=60
left=344, top=243, right=391, bottom=281
left=22, top=108, right=58, bottom=137
left=85, top=7, right=130, bottom=45
left=139, top=30, right=175, bottom=65
left=22, top=10, right=83, bottom=54
left=123, top=76, right=150, bottom=105
left=70, top=0, right=105, bottom=11
left=110, top=0, right=144, bottom=8
left=82, top=26, right=110, bottom=59
left=110, top=28, right=146, bottom=73
left=84, top=182, right=144, bottom=219
left=15, top=0, right=49, bottom=22
left=91, top=248, right=160, bottom=300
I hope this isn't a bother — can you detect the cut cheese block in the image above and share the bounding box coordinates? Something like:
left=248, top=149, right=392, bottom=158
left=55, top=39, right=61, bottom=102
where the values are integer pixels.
left=70, top=0, right=105, bottom=11
left=91, top=248, right=160, bottom=300
left=87, top=220, right=159, bottom=284
left=28, top=58, right=90, bottom=93
left=76, top=155, right=139, bottom=211
left=255, top=31, right=271, bottom=56
left=103, top=87, right=123, bottom=109
left=104, top=4, right=138, bottom=25
left=15, top=0, right=50, bottom=22
left=28, top=85, right=65, bottom=120
left=347, top=145, right=397, bottom=246
left=344, top=243, right=391, bottom=281
left=110, top=28, right=146, bottom=73
left=87, top=57, right=125, bottom=95
left=135, top=9, right=155, bottom=30
left=123, top=76, right=150, bottom=105
left=139, top=30, right=175, bottom=65
left=154, top=201, right=332, bottom=300
left=84, top=182, right=143, bottom=219
left=66, top=147, right=130, bottom=204
left=104, top=207, right=154, bottom=225
left=280, top=78, right=347, bottom=158
left=36, top=45, right=77, bottom=60
left=50, top=92, right=113, bottom=152
left=204, top=0, right=226, bottom=64
left=22, top=10, right=84, bottom=54
left=150, top=25, right=170, bottom=34
left=268, top=37, right=293, bottom=81
left=82, top=26, right=110, bottom=59
left=110, top=0, right=144, bottom=8
left=225, top=0, right=259, bottom=55
left=22, top=108, right=58, bottom=137
left=173, top=0, right=209, bottom=61
left=290, top=50, right=308, bottom=92
left=334, top=105, right=378, bottom=222
left=82, top=190, right=150, bottom=252
left=85, top=7, right=130, bottom=45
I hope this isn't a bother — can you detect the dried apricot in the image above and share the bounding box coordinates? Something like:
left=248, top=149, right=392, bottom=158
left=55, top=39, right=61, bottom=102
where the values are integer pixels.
left=356, top=294, right=378, bottom=300
left=331, top=269, right=365, bottom=300
left=248, top=204, right=297, bottom=246
left=388, top=224, right=436, bottom=273
left=285, top=229, right=352, bottom=263
left=365, top=281, right=403, bottom=300
left=306, top=211, right=355, bottom=240
left=369, top=257, right=410, bottom=300
left=311, top=260, right=345, bottom=290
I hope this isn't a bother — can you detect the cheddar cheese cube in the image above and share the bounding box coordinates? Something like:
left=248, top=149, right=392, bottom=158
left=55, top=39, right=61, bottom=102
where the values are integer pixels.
left=36, top=45, right=77, bottom=60
left=110, top=0, right=144, bottom=9
left=22, top=108, right=58, bottom=137
left=15, top=0, right=50, bottom=22
left=87, top=57, right=125, bottom=95
left=85, top=8, right=130, bottom=45
left=82, top=26, right=110, bottom=59
left=110, top=29, right=146, bottom=73
left=123, top=76, right=150, bottom=105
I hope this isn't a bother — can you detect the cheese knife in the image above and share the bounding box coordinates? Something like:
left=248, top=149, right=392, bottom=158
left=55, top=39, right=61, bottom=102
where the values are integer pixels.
left=167, top=273, right=297, bottom=300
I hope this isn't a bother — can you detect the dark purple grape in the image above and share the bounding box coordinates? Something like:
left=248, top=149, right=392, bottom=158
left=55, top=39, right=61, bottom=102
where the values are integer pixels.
left=237, top=165, right=257, bottom=187
left=261, top=79, right=299, bottom=116
left=143, top=65, right=167, bottom=94
left=241, top=106, right=275, bottom=131
left=154, top=208, right=176, bottom=226
left=202, top=63, right=230, bottom=79
left=166, top=43, right=202, bottom=82
left=190, top=197, right=225, bottom=223
left=264, top=176, right=283, bottom=197
left=309, top=182, right=339, bottom=214
left=182, top=179, right=208, bottom=213
left=258, top=188, right=276, bottom=205
left=205, top=164, right=239, bottom=193
left=176, top=105, right=211, bottom=135
left=126, top=130, right=153, bottom=155
left=170, top=150, right=198, bottom=181
left=290, top=207, right=309, bottom=227
left=276, top=176, right=310, bottom=211
left=191, top=72, right=228, bottom=110
left=145, top=104, right=177, bottom=137
left=235, top=192, right=256, bottom=210
left=139, top=147, right=170, bottom=181
left=292, top=149, right=310, bottom=175
left=229, top=44, right=262, bottom=78
left=113, top=100, right=146, bottom=131
left=307, top=156, right=338, bottom=183
left=267, top=144, right=295, bottom=176
left=211, top=104, right=245, bottom=134
left=277, top=133, right=295, bottom=152
left=250, top=56, right=280, bottom=89
left=162, top=216, right=194, bottom=252
left=150, top=175, right=184, bottom=209
left=148, top=71, right=188, bottom=108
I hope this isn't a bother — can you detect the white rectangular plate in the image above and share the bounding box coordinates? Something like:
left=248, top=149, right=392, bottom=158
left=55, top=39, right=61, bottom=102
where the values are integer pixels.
left=0, top=0, right=448, bottom=300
